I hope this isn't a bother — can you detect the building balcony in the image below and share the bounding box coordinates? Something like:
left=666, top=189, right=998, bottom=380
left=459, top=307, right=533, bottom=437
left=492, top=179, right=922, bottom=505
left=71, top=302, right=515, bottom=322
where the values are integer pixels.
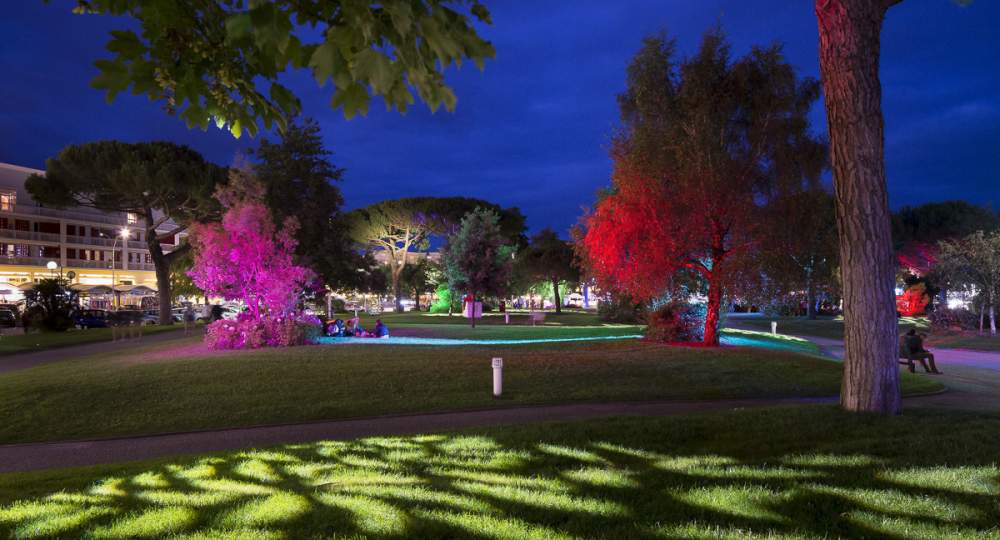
left=65, top=234, right=117, bottom=248
left=0, top=204, right=129, bottom=226
left=0, top=255, right=53, bottom=267
left=0, top=229, right=60, bottom=243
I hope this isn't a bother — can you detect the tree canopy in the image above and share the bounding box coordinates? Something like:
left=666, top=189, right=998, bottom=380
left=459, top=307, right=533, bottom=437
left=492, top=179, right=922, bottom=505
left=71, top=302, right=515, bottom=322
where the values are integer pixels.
left=69, top=0, right=495, bottom=137
left=441, top=207, right=512, bottom=327
left=892, top=201, right=1000, bottom=247
left=580, top=29, right=825, bottom=345
left=252, top=118, right=361, bottom=290
left=26, top=140, right=227, bottom=324
left=517, top=228, right=579, bottom=313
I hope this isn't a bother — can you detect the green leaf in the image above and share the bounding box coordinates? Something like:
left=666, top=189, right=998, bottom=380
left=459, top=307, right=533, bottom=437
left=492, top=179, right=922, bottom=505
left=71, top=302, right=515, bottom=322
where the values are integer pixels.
left=225, top=13, right=252, bottom=42
left=331, top=83, right=369, bottom=119
left=352, top=49, right=396, bottom=95
left=90, top=59, right=131, bottom=103
left=106, top=30, right=144, bottom=59
left=230, top=119, right=242, bottom=139
left=308, top=41, right=338, bottom=87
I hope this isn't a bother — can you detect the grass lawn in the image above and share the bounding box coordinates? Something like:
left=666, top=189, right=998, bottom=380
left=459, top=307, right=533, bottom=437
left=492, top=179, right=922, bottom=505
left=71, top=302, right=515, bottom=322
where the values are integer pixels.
left=367, top=310, right=609, bottom=327
left=728, top=315, right=930, bottom=341
left=0, top=338, right=940, bottom=445
left=927, top=332, right=1000, bottom=352
left=0, top=405, right=997, bottom=538
left=0, top=325, right=191, bottom=357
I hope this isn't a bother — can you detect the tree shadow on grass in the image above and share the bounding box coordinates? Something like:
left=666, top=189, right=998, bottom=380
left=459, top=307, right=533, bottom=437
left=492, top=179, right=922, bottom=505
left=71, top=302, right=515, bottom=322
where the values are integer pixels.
left=0, top=405, right=998, bottom=539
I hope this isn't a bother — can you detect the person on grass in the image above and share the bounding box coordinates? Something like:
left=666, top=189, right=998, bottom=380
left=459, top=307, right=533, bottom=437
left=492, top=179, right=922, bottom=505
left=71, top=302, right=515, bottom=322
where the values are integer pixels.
left=374, top=319, right=389, bottom=338
left=900, top=328, right=942, bottom=374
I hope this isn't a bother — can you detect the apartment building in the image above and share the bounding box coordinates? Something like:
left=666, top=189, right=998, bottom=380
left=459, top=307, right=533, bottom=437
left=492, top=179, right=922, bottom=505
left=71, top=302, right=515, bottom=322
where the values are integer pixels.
left=0, top=162, right=178, bottom=308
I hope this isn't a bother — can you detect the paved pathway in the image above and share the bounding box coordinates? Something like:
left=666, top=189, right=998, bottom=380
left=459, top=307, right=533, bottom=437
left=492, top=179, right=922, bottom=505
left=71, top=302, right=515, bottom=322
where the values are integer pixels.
left=0, top=329, right=197, bottom=374
left=0, top=397, right=835, bottom=473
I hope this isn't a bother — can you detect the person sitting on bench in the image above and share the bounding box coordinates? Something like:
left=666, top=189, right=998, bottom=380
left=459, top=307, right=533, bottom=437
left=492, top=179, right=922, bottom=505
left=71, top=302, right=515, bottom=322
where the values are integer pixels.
left=899, top=328, right=942, bottom=374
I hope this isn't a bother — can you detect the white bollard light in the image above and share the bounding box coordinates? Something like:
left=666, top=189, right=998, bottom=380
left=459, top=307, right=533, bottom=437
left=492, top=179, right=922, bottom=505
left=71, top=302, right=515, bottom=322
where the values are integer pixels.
left=505, top=312, right=510, bottom=325
left=771, top=321, right=778, bottom=335
left=492, top=357, right=503, bottom=397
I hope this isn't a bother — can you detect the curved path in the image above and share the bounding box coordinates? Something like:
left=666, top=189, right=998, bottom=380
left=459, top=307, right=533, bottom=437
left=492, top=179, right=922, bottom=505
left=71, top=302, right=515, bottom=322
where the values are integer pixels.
left=0, top=397, right=834, bottom=473
left=0, top=329, right=196, bottom=374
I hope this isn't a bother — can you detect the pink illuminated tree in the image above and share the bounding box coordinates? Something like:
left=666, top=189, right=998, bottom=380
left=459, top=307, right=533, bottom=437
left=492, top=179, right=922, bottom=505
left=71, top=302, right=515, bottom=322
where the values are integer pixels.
left=188, top=167, right=314, bottom=320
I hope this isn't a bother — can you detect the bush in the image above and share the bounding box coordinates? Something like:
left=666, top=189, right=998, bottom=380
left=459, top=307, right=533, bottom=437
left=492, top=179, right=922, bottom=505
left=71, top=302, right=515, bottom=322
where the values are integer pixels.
left=331, top=298, right=346, bottom=313
left=645, top=301, right=705, bottom=343
left=929, top=308, right=979, bottom=332
left=598, top=294, right=645, bottom=324
left=205, top=312, right=322, bottom=350
left=23, top=278, right=78, bottom=332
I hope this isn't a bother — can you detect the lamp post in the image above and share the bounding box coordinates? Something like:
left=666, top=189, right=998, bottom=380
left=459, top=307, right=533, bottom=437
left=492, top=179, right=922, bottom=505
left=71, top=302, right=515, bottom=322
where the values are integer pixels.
left=109, top=227, right=130, bottom=310
left=46, top=260, right=59, bottom=279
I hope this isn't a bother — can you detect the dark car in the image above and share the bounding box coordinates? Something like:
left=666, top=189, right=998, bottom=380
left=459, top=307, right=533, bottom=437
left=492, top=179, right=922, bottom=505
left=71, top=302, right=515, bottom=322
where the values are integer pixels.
left=0, top=309, right=15, bottom=328
left=75, top=309, right=109, bottom=329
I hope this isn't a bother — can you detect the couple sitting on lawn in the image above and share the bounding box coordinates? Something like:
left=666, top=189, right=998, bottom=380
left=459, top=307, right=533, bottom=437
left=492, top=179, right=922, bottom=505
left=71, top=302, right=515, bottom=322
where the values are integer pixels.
left=899, top=328, right=942, bottom=374
left=326, top=317, right=389, bottom=338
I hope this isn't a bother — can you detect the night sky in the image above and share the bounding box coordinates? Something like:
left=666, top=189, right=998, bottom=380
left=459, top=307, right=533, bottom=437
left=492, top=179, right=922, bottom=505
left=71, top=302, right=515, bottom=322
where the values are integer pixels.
left=2, top=1, right=997, bottom=236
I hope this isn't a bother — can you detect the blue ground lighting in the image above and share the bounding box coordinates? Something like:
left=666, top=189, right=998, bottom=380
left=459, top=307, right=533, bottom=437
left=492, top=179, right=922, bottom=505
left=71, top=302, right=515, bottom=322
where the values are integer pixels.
left=316, top=335, right=645, bottom=346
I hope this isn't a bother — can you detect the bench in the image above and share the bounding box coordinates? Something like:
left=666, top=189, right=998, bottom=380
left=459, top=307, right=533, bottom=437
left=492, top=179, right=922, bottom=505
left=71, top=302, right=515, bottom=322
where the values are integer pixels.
left=528, top=312, right=546, bottom=326
left=899, top=349, right=930, bottom=373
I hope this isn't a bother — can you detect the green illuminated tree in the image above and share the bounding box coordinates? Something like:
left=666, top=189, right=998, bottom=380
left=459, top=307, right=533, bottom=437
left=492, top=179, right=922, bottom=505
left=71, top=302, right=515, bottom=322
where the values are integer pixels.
left=64, top=0, right=495, bottom=137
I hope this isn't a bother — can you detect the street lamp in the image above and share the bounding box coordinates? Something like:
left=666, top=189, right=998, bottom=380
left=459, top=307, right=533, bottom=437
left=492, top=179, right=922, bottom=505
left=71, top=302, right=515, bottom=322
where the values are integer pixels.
left=46, top=260, right=58, bottom=278
left=110, top=227, right=130, bottom=310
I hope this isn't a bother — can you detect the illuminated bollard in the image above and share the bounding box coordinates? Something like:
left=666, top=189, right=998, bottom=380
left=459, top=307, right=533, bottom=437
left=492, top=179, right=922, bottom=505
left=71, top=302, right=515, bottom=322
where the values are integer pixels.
left=771, top=321, right=777, bottom=335
left=492, top=357, right=503, bottom=397
left=505, top=312, right=510, bottom=325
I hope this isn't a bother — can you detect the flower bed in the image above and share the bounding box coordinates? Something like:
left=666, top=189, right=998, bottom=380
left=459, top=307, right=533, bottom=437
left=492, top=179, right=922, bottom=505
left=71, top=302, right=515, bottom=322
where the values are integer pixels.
left=205, top=312, right=323, bottom=350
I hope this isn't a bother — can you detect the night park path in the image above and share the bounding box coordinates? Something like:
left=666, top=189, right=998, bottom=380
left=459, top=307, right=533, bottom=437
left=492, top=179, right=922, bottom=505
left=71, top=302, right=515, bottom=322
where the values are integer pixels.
left=0, top=329, right=198, bottom=374
left=0, top=397, right=835, bottom=473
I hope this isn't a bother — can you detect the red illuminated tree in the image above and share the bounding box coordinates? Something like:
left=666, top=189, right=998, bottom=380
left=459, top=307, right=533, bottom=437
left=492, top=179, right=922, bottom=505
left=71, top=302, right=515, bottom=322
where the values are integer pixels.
left=580, top=30, right=824, bottom=345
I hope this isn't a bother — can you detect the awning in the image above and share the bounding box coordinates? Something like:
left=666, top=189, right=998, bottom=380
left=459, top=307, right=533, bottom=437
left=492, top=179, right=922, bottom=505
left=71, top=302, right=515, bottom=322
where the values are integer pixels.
left=115, top=285, right=157, bottom=296
left=69, top=284, right=114, bottom=295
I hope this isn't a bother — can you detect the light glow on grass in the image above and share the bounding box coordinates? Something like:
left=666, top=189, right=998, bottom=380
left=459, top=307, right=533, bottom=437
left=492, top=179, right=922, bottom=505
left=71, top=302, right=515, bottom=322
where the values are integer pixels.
left=317, top=334, right=644, bottom=346
left=1, top=408, right=997, bottom=538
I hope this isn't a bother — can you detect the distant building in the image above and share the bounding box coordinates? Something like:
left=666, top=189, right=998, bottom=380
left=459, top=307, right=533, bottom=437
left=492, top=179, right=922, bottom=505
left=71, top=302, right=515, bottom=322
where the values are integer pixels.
left=0, top=162, right=179, bottom=308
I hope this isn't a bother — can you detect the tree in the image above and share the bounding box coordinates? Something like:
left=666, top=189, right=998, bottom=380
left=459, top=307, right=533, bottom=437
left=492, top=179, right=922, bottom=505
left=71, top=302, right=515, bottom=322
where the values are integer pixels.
left=518, top=229, right=579, bottom=313
left=188, top=167, right=313, bottom=320
left=26, top=141, right=227, bottom=324
left=253, top=118, right=359, bottom=291
left=936, top=231, right=1000, bottom=335
left=348, top=197, right=526, bottom=312
left=400, top=257, right=434, bottom=311
left=580, top=29, right=824, bottom=345
left=169, top=250, right=204, bottom=304
left=761, top=188, right=839, bottom=319
left=67, top=0, right=495, bottom=137
left=23, top=278, right=79, bottom=332
left=442, top=207, right=512, bottom=328
left=893, top=201, right=1000, bottom=247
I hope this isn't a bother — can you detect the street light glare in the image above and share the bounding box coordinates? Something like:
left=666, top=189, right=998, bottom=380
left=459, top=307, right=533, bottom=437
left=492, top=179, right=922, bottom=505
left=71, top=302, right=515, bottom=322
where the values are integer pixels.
left=46, top=261, right=58, bottom=271
left=120, top=227, right=130, bottom=238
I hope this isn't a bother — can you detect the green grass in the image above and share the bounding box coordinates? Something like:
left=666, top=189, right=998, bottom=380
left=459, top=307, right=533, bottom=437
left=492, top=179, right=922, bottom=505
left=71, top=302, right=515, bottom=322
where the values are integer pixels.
left=0, top=325, right=191, bottom=357
left=389, top=323, right=643, bottom=340
left=1, top=406, right=997, bottom=538
left=0, top=338, right=941, bottom=445
left=366, top=309, right=608, bottom=327
left=927, top=332, right=1000, bottom=352
left=729, top=316, right=930, bottom=341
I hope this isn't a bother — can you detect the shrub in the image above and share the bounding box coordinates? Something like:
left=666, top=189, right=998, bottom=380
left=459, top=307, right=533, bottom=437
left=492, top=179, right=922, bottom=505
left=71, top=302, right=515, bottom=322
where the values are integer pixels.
left=645, top=301, right=705, bottom=343
left=23, top=278, right=78, bottom=332
left=598, top=294, right=645, bottom=324
left=205, top=312, right=322, bottom=350
left=331, top=298, right=346, bottom=313
left=929, top=308, right=979, bottom=332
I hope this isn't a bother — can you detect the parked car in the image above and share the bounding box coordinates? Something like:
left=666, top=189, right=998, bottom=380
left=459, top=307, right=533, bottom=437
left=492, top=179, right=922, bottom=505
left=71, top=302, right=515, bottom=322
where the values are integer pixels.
left=144, top=310, right=181, bottom=325
left=75, top=309, right=109, bottom=329
left=0, top=309, right=16, bottom=328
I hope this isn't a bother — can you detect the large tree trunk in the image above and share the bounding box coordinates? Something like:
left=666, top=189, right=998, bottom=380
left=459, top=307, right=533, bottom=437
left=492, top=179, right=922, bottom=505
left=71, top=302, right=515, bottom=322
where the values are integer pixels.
left=817, top=0, right=902, bottom=415
left=552, top=278, right=562, bottom=314
left=145, top=210, right=177, bottom=325
left=413, top=288, right=421, bottom=312
left=703, top=274, right=722, bottom=346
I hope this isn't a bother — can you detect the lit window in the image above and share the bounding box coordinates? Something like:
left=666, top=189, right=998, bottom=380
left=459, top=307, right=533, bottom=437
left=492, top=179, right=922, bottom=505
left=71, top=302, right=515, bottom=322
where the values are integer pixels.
left=0, top=190, right=15, bottom=212
left=126, top=212, right=138, bottom=225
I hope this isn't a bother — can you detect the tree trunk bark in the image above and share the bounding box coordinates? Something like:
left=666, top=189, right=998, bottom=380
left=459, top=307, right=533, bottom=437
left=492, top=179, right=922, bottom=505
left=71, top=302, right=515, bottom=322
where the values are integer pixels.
left=979, top=302, right=985, bottom=335
left=806, top=271, right=817, bottom=320
left=990, top=299, right=996, bottom=336
left=816, top=0, right=902, bottom=415
left=144, top=210, right=177, bottom=325
left=703, top=273, right=722, bottom=346
left=413, top=288, right=421, bottom=312
left=552, top=278, right=562, bottom=314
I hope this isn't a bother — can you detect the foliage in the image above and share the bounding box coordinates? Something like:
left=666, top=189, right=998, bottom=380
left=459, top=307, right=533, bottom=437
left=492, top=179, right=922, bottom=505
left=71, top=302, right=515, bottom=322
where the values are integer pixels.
left=597, top=294, right=645, bottom=324
left=929, top=308, right=979, bottom=332
left=645, top=301, right=705, bottom=343
left=429, top=283, right=460, bottom=314
left=23, top=279, right=78, bottom=332
left=168, top=250, right=202, bottom=302
left=517, top=228, right=579, bottom=313
left=25, top=140, right=227, bottom=324
left=892, top=200, right=1000, bottom=247
left=188, top=168, right=314, bottom=325
left=348, top=197, right=525, bottom=311
left=441, top=208, right=512, bottom=326
left=70, top=0, right=496, bottom=137
left=760, top=188, right=838, bottom=318
left=579, top=29, right=825, bottom=345
left=205, top=312, right=322, bottom=349
left=253, top=118, right=360, bottom=289
left=896, top=281, right=930, bottom=317
left=936, top=231, right=1000, bottom=334
left=399, top=257, right=434, bottom=310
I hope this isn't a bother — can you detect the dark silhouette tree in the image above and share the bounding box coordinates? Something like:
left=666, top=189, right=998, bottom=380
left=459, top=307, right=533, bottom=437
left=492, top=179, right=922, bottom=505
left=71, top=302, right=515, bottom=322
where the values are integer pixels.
left=518, top=229, right=579, bottom=314
left=26, top=141, right=226, bottom=324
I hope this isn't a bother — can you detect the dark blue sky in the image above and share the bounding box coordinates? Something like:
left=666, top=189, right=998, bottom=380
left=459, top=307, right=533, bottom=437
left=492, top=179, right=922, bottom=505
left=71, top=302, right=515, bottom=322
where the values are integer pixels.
left=2, top=1, right=997, bottom=236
